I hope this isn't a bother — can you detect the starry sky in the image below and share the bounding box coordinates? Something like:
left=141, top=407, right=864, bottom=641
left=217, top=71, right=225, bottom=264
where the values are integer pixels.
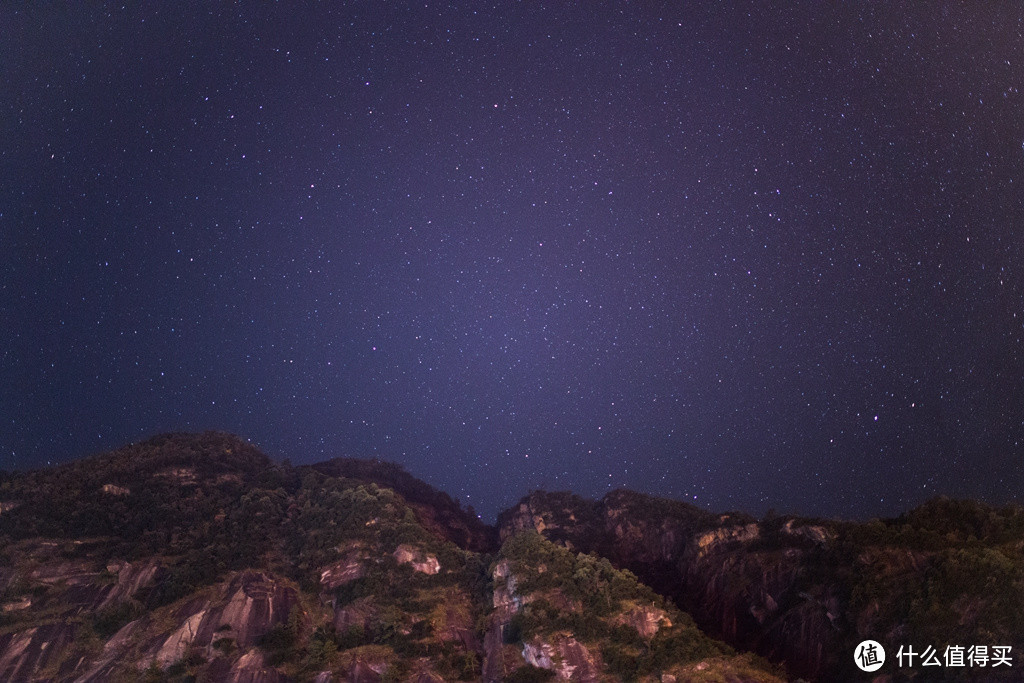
left=4, top=3, right=1024, bottom=521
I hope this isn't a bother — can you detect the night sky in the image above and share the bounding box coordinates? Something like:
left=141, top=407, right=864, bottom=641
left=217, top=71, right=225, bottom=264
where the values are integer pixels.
left=4, top=3, right=1024, bottom=522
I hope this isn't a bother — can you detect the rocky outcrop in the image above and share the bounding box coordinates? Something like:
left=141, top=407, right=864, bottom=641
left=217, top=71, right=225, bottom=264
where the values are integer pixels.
left=98, top=558, right=160, bottom=609
left=167, top=571, right=298, bottom=653
left=2, top=595, right=31, bottom=612
left=614, top=604, right=671, bottom=639
left=74, top=618, right=144, bottom=682
left=522, top=634, right=601, bottom=682
left=0, top=542, right=166, bottom=680
left=497, top=491, right=850, bottom=680
left=491, top=559, right=525, bottom=615
left=680, top=543, right=843, bottom=676
left=497, top=491, right=597, bottom=548
left=29, top=555, right=100, bottom=588
left=781, top=519, right=833, bottom=546
left=0, top=541, right=158, bottom=617
left=228, top=648, right=285, bottom=683
left=502, top=501, right=555, bottom=538
left=483, top=559, right=522, bottom=681
left=0, top=623, right=78, bottom=681
left=319, top=551, right=367, bottom=591
left=69, top=570, right=300, bottom=679
left=691, top=523, right=760, bottom=559
left=392, top=544, right=441, bottom=574
left=155, top=608, right=208, bottom=666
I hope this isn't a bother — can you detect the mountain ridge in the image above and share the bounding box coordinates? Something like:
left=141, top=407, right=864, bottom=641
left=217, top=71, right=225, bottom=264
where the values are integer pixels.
left=0, top=432, right=1021, bottom=681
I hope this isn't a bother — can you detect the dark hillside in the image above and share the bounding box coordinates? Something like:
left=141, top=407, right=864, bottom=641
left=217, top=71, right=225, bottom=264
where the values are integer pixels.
left=310, top=458, right=497, bottom=553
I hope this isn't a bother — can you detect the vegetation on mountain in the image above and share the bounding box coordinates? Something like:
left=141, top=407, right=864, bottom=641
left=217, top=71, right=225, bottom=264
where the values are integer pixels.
left=0, top=433, right=493, bottom=680
left=0, top=432, right=1020, bottom=681
left=495, top=531, right=784, bottom=682
left=502, top=488, right=1024, bottom=681
left=0, top=432, right=776, bottom=681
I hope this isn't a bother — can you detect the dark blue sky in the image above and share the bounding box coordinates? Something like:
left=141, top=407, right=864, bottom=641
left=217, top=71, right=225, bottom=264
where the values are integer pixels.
left=4, top=2, right=1023, bottom=521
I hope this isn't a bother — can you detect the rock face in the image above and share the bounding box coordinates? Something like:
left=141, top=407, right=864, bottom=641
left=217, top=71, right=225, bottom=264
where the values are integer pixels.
left=491, top=559, right=526, bottom=614
left=0, top=623, right=78, bottom=681
left=190, top=571, right=296, bottom=649
left=484, top=563, right=602, bottom=683
left=392, top=544, right=441, bottom=574
left=59, top=570, right=300, bottom=680
left=693, top=523, right=761, bottom=558
left=498, top=491, right=601, bottom=549
left=482, top=559, right=520, bottom=681
left=782, top=519, right=834, bottom=546
left=522, top=635, right=601, bottom=682
left=482, top=531, right=786, bottom=683
left=0, top=540, right=162, bottom=681
left=614, top=605, right=671, bottom=639
left=319, top=550, right=368, bottom=590
left=99, top=558, right=161, bottom=609
left=497, top=491, right=1024, bottom=682
left=228, top=648, right=285, bottom=683
left=497, top=491, right=842, bottom=679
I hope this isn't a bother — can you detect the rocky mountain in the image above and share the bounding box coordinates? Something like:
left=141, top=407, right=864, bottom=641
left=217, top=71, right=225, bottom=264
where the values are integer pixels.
left=498, top=489, right=1024, bottom=681
left=0, top=433, right=783, bottom=682
left=0, top=432, right=1020, bottom=682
